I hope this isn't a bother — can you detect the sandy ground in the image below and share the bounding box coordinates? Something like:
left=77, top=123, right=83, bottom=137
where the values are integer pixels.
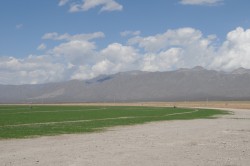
left=4, top=101, right=250, bottom=109
left=0, top=108, right=250, bottom=166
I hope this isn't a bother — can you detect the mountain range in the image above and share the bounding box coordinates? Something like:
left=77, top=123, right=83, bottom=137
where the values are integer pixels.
left=1, top=66, right=250, bottom=104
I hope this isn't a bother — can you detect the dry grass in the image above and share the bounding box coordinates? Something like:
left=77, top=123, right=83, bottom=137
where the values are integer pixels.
left=82, top=101, right=250, bottom=109
left=5, top=101, right=250, bottom=109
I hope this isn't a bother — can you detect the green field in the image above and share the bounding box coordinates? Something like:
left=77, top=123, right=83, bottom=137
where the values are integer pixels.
left=0, top=105, right=229, bottom=139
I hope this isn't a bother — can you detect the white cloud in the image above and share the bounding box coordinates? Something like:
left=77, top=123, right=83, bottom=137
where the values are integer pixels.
left=0, top=56, right=65, bottom=84
left=50, top=40, right=97, bottom=66
left=0, top=31, right=106, bottom=84
left=211, top=27, right=250, bottom=70
left=65, top=0, right=123, bottom=13
left=179, top=0, right=223, bottom=6
left=120, top=30, right=141, bottom=37
left=42, top=32, right=105, bottom=41
left=91, top=60, right=115, bottom=77
left=42, top=32, right=59, bottom=40
left=37, top=43, right=47, bottom=50
left=71, top=65, right=94, bottom=80
left=141, top=48, right=182, bottom=71
left=101, top=43, right=138, bottom=64
left=96, top=43, right=139, bottom=73
left=3, top=27, right=250, bottom=85
left=71, top=43, right=140, bottom=79
left=128, top=27, right=217, bottom=69
left=128, top=27, right=214, bottom=53
left=58, top=0, right=70, bottom=6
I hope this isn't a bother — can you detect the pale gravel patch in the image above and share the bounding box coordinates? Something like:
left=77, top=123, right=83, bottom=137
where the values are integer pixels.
left=0, top=108, right=249, bottom=166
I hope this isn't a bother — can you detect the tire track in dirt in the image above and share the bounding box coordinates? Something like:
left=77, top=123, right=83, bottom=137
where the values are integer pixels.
left=1, top=109, right=199, bottom=128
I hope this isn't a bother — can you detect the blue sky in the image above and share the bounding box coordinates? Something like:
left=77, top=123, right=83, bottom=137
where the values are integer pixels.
left=1, top=0, right=250, bottom=84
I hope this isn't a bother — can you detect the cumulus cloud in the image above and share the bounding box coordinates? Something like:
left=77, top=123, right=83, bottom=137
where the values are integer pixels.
left=179, top=0, right=223, bottom=6
left=70, top=65, right=94, bottom=80
left=0, top=56, right=65, bottom=84
left=37, top=43, right=47, bottom=50
left=58, top=0, right=123, bottom=13
left=141, top=48, right=182, bottom=71
left=2, top=27, right=250, bottom=85
left=44, top=32, right=104, bottom=68
left=101, top=43, right=138, bottom=64
left=68, top=43, right=139, bottom=80
left=128, top=28, right=216, bottom=70
left=211, top=27, right=250, bottom=70
left=0, top=31, right=105, bottom=84
left=128, top=27, right=215, bottom=52
left=96, top=43, right=139, bottom=73
left=50, top=40, right=98, bottom=66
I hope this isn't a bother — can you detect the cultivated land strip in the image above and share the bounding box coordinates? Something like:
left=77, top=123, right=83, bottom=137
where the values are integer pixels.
left=0, top=109, right=199, bottom=128
left=0, top=108, right=249, bottom=166
left=0, top=107, right=107, bottom=115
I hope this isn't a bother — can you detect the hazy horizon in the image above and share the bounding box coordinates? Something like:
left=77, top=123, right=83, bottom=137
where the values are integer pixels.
left=0, top=66, right=249, bottom=86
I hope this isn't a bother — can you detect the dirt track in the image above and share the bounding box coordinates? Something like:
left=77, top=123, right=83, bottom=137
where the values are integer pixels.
left=0, top=108, right=250, bottom=166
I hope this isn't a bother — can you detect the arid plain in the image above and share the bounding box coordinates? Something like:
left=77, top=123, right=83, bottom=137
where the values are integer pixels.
left=0, top=101, right=250, bottom=166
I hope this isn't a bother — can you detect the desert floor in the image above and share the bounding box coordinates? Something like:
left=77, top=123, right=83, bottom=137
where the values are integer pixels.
left=0, top=107, right=250, bottom=166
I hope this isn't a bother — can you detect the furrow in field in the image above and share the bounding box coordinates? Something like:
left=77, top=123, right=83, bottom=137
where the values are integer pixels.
left=0, top=109, right=198, bottom=128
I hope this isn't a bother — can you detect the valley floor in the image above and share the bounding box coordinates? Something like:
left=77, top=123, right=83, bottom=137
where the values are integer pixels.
left=0, top=107, right=250, bottom=166
left=8, top=101, right=250, bottom=109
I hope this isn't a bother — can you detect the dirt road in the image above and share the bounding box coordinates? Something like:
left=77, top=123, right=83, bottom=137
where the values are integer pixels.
left=0, top=108, right=249, bottom=166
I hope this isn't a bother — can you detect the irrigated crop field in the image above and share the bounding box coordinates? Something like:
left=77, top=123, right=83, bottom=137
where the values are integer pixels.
left=0, top=105, right=228, bottom=139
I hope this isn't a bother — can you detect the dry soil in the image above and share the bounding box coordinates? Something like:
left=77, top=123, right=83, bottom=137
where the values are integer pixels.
left=0, top=108, right=250, bottom=166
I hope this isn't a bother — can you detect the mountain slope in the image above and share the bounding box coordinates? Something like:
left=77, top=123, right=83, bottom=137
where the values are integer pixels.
left=1, top=67, right=250, bottom=103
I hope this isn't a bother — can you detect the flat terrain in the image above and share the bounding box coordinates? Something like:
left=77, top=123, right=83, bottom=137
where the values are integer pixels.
left=0, top=107, right=249, bottom=166
left=0, top=106, right=226, bottom=139
left=10, top=100, right=250, bottom=109
left=66, top=101, right=250, bottom=109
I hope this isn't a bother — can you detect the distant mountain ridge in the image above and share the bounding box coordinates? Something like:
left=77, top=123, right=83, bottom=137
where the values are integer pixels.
left=1, top=67, right=250, bottom=103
